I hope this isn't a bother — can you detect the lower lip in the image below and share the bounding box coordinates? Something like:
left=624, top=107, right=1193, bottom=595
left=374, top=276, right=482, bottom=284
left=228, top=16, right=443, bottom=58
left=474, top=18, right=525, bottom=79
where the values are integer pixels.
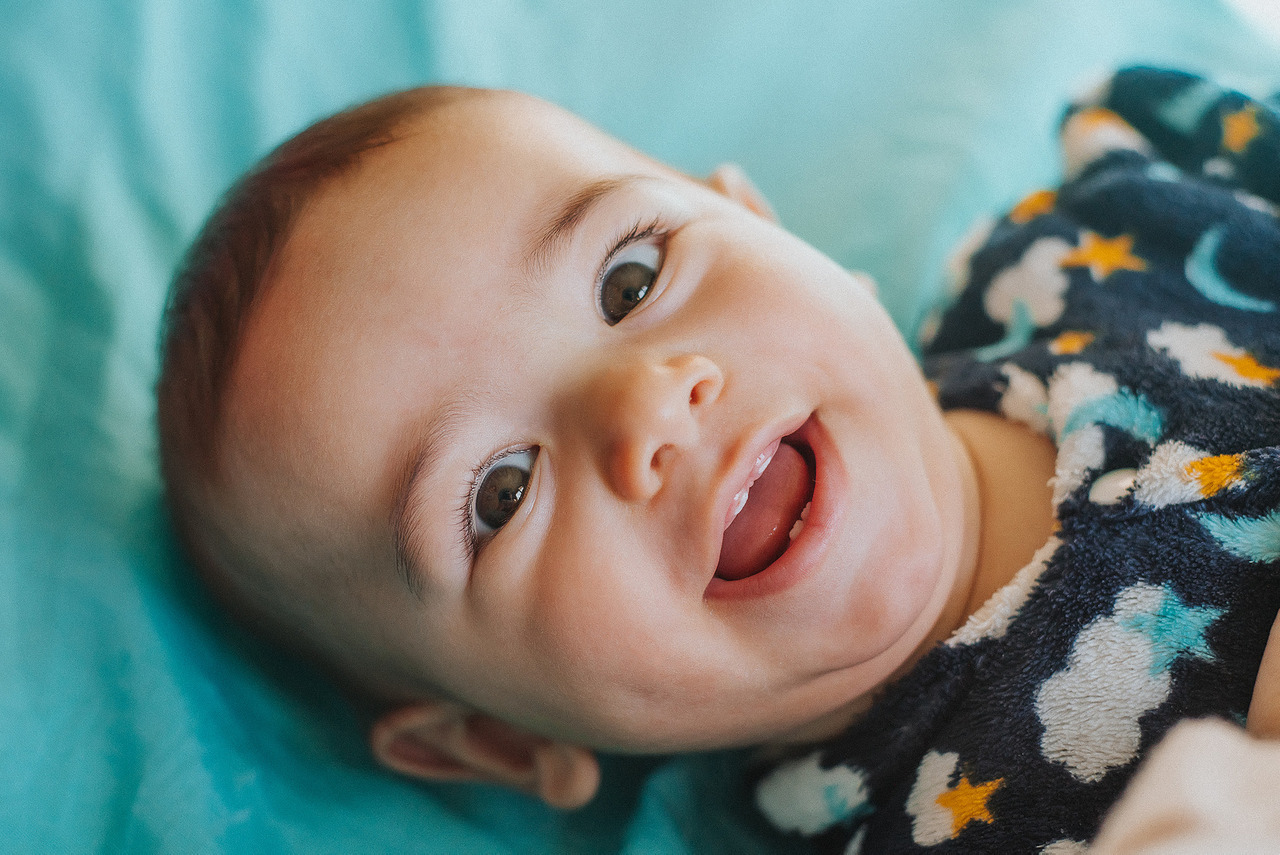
left=704, top=414, right=848, bottom=601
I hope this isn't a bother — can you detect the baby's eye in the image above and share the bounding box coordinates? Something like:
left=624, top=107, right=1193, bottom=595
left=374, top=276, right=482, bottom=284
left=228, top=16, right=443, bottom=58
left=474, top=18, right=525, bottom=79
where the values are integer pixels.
left=472, top=448, right=537, bottom=542
left=599, top=242, right=662, bottom=325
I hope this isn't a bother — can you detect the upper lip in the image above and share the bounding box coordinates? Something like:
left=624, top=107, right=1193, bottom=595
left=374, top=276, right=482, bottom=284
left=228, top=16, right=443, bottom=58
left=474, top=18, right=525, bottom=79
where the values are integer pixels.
left=707, top=414, right=810, bottom=581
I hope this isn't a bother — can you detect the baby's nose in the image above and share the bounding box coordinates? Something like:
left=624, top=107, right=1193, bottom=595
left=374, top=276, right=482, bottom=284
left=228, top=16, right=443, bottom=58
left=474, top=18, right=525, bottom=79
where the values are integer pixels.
left=589, top=353, right=723, bottom=502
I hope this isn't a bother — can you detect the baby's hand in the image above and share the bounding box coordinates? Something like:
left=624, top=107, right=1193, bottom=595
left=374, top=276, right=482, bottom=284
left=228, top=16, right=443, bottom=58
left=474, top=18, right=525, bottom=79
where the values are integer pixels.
left=1090, top=718, right=1280, bottom=854
left=1246, top=612, right=1280, bottom=738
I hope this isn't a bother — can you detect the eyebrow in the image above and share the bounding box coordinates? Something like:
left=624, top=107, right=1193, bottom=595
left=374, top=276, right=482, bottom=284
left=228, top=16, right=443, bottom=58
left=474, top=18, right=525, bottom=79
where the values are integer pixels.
left=390, top=393, right=470, bottom=601
left=522, top=175, right=643, bottom=278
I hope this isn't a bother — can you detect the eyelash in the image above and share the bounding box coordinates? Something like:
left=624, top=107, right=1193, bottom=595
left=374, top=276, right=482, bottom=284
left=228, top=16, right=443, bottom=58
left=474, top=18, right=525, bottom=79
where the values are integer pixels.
left=595, top=216, right=670, bottom=292
left=456, top=446, right=526, bottom=561
left=457, top=215, right=673, bottom=562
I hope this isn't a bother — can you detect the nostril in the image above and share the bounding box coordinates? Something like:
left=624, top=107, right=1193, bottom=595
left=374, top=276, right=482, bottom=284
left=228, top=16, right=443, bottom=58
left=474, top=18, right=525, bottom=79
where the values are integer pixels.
left=651, top=443, right=673, bottom=473
left=690, top=376, right=717, bottom=407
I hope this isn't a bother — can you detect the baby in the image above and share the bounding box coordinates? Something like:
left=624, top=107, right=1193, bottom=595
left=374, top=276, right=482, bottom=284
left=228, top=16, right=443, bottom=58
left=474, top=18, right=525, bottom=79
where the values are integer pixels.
left=157, top=67, right=1280, bottom=851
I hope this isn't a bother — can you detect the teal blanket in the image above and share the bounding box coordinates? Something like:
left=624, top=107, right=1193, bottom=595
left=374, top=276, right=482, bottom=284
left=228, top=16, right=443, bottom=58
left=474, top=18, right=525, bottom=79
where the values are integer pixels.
left=2, top=1, right=1277, bottom=851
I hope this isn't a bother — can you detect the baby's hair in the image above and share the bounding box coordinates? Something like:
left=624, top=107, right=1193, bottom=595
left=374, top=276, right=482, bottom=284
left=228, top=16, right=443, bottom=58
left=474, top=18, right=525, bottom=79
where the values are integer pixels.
left=156, top=85, right=477, bottom=698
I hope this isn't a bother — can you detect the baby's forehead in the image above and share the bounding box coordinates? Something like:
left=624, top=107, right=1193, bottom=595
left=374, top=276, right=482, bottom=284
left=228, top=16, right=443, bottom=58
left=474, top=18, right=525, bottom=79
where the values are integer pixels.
left=289, top=95, right=616, bottom=247
left=272, top=92, right=681, bottom=311
left=385, top=89, right=637, bottom=178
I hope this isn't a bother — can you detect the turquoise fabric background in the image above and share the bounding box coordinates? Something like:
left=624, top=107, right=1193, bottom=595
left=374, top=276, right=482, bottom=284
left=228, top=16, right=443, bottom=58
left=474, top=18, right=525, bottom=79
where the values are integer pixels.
left=1, top=1, right=1277, bottom=851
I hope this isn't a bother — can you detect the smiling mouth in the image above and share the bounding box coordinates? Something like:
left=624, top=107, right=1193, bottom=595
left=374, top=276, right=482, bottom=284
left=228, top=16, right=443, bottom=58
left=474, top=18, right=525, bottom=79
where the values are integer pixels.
left=714, top=434, right=816, bottom=582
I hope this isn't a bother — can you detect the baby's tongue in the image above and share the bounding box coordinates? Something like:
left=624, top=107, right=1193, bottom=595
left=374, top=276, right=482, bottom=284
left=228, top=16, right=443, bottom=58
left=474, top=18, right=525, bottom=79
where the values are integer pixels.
left=717, top=442, right=811, bottom=581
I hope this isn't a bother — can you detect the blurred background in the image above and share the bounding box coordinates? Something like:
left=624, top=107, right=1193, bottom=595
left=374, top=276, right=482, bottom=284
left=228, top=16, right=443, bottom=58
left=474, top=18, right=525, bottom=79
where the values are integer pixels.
left=1, top=1, right=1278, bottom=852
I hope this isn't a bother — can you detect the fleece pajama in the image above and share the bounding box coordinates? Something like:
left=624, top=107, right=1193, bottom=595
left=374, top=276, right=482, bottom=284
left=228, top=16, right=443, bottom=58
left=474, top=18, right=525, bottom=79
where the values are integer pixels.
left=756, top=67, right=1280, bottom=854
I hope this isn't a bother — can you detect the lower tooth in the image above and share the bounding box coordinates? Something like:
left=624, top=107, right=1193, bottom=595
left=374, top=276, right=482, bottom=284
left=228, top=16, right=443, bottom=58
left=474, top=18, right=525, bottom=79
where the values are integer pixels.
left=788, top=502, right=812, bottom=542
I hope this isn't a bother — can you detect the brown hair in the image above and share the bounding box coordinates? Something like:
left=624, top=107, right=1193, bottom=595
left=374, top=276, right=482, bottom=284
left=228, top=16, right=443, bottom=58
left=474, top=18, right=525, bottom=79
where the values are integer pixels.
left=155, top=85, right=476, bottom=689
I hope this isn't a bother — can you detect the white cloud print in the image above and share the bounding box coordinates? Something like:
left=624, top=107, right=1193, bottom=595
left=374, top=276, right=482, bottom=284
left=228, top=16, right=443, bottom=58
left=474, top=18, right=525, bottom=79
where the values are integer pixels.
left=983, top=236, right=1074, bottom=328
left=1148, top=321, right=1280, bottom=389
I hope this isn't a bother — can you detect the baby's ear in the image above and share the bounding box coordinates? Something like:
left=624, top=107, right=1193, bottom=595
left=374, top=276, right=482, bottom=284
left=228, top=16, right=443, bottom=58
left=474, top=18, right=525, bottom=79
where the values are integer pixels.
left=706, top=163, right=777, bottom=222
left=370, top=700, right=601, bottom=809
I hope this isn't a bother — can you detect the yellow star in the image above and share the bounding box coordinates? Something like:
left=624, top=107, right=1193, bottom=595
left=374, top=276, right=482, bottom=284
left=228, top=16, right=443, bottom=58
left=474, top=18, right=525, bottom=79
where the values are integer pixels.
left=1185, top=452, right=1245, bottom=498
left=1009, top=189, right=1057, bottom=224
left=1212, top=350, right=1280, bottom=385
left=1222, top=105, right=1261, bottom=154
left=1073, top=107, right=1134, bottom=134
left=935, top=774, right=1002, bottom=837
left=1060, top=231, right=1147, bottom=281
left=1049, top=330, right=1095, bottom=355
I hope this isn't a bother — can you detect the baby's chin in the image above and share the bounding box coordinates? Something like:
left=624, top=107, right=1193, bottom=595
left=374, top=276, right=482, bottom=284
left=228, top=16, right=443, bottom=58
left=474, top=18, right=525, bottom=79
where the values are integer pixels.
left=591, top=691, right=873, bottom=754
left=751, top=698, right=875, bottom=751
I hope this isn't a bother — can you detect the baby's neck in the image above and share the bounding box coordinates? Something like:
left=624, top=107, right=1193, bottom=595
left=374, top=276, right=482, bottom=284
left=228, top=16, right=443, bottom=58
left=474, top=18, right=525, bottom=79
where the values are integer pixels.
left=942, top=409, right=1058, bottom=622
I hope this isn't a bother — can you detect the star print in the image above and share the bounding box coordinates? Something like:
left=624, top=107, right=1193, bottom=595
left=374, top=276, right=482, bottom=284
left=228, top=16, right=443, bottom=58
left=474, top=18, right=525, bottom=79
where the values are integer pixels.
left=1060, top=232, right=1147, bottom=281
left=1009, top=189, right=1057, bottom=224
left=936, top=773, right=1002, bottom=837
left=1118, top=586, right=1222, bottom=675
left=1049, top=330, right=1095, bottom=355
left=1199, top=508, right=1280, bottom=563
left=1074, top=107, right=1136, bottom=134
left=1185, top=452, right=1246, bottom=497
left=1212, top=351, right=1280, bottom=385
left=1222, top=105, right=1261, bottom=154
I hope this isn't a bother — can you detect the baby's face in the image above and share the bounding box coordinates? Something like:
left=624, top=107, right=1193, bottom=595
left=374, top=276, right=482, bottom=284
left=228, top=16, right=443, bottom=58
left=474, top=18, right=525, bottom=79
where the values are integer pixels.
left=218, top=92, right=972, bottom=752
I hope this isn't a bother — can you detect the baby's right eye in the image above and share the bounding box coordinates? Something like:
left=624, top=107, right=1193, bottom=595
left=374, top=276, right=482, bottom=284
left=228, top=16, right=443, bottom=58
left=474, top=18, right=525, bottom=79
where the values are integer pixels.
left=471, top=448, right=537, bottom=544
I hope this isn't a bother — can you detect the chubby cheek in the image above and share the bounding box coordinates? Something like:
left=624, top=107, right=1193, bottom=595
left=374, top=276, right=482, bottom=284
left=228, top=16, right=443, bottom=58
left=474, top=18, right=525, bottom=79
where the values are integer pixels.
left=515, top=518, right=736, bottom=742
left=759, top=252, right=865, bottom=327
left=524, top=514, right=672, bottom=675
left=760, top=229, right=878, bottom=315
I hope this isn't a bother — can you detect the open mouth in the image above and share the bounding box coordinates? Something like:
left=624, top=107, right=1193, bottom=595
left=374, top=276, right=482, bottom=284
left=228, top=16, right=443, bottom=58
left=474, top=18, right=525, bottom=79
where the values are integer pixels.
left=714, top=432, right=816, bottom=582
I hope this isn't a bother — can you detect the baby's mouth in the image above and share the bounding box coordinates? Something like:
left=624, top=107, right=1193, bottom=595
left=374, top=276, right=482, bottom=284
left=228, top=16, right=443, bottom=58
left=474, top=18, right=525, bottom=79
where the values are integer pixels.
left=715, top=436, right=816, bottom=581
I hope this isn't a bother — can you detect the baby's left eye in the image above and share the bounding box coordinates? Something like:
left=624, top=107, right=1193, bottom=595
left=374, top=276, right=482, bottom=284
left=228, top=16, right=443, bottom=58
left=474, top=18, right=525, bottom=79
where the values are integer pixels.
left=472, top=448, right=537, bottom=542
left=599, top=242, right=662, bottom=325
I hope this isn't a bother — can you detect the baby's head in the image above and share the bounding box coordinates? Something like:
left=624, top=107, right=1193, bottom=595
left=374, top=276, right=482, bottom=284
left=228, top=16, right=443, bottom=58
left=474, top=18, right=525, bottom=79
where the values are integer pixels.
left=157, top=86, right=974, bottom=807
